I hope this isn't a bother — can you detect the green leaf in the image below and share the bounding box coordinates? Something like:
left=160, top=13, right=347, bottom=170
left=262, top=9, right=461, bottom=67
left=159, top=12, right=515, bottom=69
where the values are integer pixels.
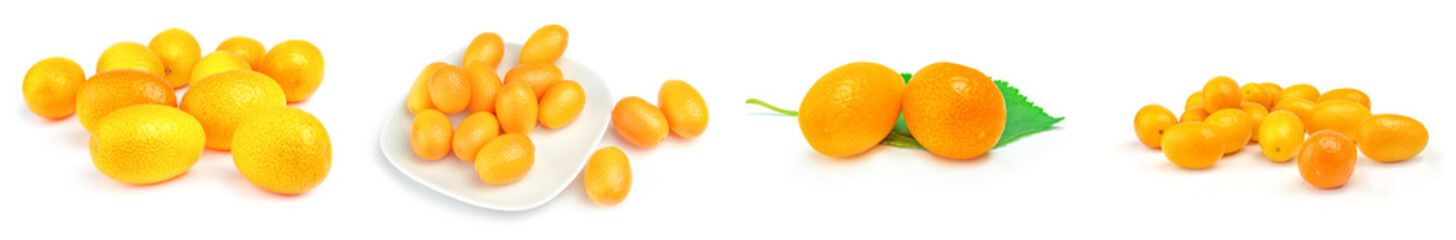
left=880, top=129, right=922, bottom=149
left=991, top=79, right=1064, bottom=148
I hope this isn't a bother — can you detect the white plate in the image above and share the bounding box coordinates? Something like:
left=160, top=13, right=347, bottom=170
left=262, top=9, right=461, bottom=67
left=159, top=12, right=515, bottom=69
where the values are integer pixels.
left=379, top=43, right=612, bottom=211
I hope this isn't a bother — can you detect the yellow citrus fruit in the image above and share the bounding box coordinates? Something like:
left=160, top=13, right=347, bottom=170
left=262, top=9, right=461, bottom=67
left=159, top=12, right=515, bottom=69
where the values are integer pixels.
left=1261, top=83, right=1283, bottom=104
left=540, top=80, right=586, bottom=129
left=497, top=81, right=539, bottom=135
left=503, top=63, right=562, bottom=97
left=1260, top=82, right=1283, bottom=98
left=1278, top=84, right=1319, bottom=102
left=1273, top=97, right=1318, bottom=127
left=475, top=133, right=534, bottom=185
left=22, top=57, right=86, bottom=119
left=1180, top=106, right=1209, bottom=123
left=231, top=106, right=332, bottom=195
left=216, top=36, right=267, bottom=71
left=428, top=64, right=471, bottom=114
left=519, top=24, right=568, bottom=64
left=658, top=80, right=708, bottom=138
left=463, top=32, right=505, bottom=69
left=1241, top=83, right=1273, bottom=109
left=585, top=146, right=631, bottom=206
left=1162, top=122, right=1223, bottom=169
left=1356, top=114, right=1427, bottom=162
left=1258, top=111, right=1305, bottom=162
left=1204, top=109, right=1252, bottom=154
left=1201, top=76, right=1241, bottom=112
left=148, top=28, right=200, bottom=88
left=260, top=39, right=325, bottom=103
left=407, top=62, right=446, bottom=114
left=798, top=62, right=903, bottom=157
left=1307, top=100, right=1371, bottom=138
left=89, top=105, right=205, bottom=185
left=76, top=70, right=177, bottom=132
left=463, top=62, right=502, bottom=113
left=190, top=51, right=251, bottom=85
left=1133, top=104, right=1178, bottom=148
left=453, top=112, right=500, bottom=162
left=410, top=109, right=452, bottom=160
left=1240, top=102, right=1268, bottom=141
left=1297, top=130, right=1356, bottom=189
left=612, top=96, right=670, bottom=148
left=1316, top=88, right=1371, bottom=109
left=1185, top=91, right=1203, bottom=110
left=903, top=62, right=1005, bottom=160
left=97, top=41, right=166, bottom=79
left=179, top=70, right=287, bottom=150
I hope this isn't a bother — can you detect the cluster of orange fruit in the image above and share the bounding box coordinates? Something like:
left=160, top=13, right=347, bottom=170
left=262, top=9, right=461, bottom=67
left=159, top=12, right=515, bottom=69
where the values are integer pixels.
left=799, top=62, right=1005, bottom=160
left=1134, top=76, right=1428, bottom=189
left=590, top=78, right=708, bottom=206
left=405, top=25, right=637, bottom=206
left=610, top=79, right=709, bottom=148
left=20, top=28, right=331, bottom=195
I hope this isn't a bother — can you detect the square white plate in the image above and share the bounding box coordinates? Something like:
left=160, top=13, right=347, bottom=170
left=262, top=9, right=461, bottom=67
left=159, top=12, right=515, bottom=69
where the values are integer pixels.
left=379, top=43, right=612, bottom=211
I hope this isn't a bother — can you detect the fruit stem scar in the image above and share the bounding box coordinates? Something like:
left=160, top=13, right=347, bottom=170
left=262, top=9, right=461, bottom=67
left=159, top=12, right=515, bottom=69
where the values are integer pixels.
left=745, top=98, right=798, bottom=117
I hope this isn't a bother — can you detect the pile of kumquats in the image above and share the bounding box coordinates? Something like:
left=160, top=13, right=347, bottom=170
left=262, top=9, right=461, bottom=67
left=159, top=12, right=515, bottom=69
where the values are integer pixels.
left=404, top=25, right=709, bottom=206
left=1133, top=76, right=1428, bottom=189
left=20, top=28, right=330, bottom=195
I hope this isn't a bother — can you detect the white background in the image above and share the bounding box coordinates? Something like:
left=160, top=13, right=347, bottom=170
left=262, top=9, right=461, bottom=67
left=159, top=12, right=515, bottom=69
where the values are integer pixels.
left=3, top=0, right=1453, bottom=238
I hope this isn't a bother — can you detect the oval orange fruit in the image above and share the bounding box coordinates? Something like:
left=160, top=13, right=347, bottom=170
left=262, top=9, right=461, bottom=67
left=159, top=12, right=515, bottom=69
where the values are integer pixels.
left=1297, top=130, right=1357, bottom=189
left=612, top=97, right=669, bottom=148
left=797, top=62, right=903, bottom=158
left=503, top=63, right=562, bottom=97
left=658, top=80, right=709, bottom=138
left=1201, top=76, right=1241, bottom=112
left=585, top=146, right=632, bottom=206
left=76, top=70, right=178, bottom=132
left=497, top=81, right=539, bottom=134
left=428, top=64, right=471, bottom=114
left=1162, top=122, right=1224, bottom=169
left=540, top=80, right=586, bottom=129
left=519, top=24, right=568, bottom=64
left=22, top=57, right=86, bottom=119
left=1134, top=104, right=1178, bottom=148
left=903, top=62, right=1005, bottom=160
left=1355, top=114, right=1427, bottom=162
left=410, top=109, right=453, bottom=160
left=463, top=32, right=505, bottom=69
left=463, top=62, right=502, bottom=113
